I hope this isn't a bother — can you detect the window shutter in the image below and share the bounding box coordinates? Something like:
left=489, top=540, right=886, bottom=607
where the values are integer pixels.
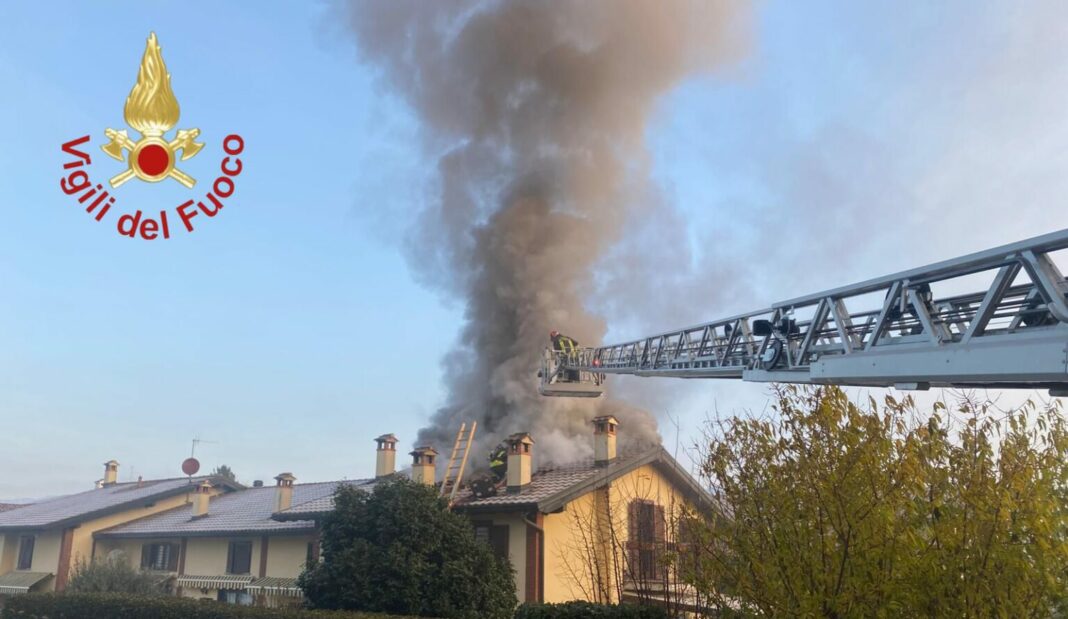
left=17, top=536, right=34, bottom=570
left=166, top=543, right=179, bottom=571
left=628, top=501, right=641, bottom=541
left=489, top=525, right=509, bottom=561
left=140, top=544, right=152, bottom=569
left=654, top=505, right=666, bottom=542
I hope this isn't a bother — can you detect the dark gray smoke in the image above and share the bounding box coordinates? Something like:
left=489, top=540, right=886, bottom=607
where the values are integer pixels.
left=341, top=1, right=749, bottom=464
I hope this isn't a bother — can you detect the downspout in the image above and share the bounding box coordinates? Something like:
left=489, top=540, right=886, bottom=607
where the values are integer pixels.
left=524, top=514, right=545, bottom=603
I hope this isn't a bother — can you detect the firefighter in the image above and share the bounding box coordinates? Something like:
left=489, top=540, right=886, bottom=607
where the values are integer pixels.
left=550, top=330, right=581, bottom=382
left=550, top=330, right=578, bottom=355
left=488, top=442, right=508, bottom=482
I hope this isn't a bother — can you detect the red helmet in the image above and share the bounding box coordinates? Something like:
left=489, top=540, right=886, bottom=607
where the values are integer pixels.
left=550, top=330, right=559, bottom=338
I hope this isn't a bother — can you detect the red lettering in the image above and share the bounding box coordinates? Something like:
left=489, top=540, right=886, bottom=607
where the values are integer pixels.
left=117, top=210, right=143, bottom=238
left=140, top=218, right=159, bottom=240
left=160, top=210, right=170, bottom=239
left=223, top=134, right=244, bottom=155
left=94, top=197, right=114, bottom=222
left=177, top=200, right=198, bottom=232
left=198, top=193, right=224, bottom=217
left=61, top=135, right=92, bottom=168
left=213, top=177, right=234, bottom=198
left=221, top=156, right=242, bottom=176
left=61, top=170, right=90, bottom=195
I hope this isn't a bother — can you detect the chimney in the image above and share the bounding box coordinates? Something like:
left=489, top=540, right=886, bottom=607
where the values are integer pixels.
left=409, top=446, right=438, bottom=485
left=274, top=473, right=296, bottom=512
left=592, top=415, right=619, bottom=466
left=375, top=434, right=399, bottom=478
left=102, top=460, right=119, bottom=486
left=253, top=480, right=264, bottom=488
left=506, top=432, right=534, bottom=491
left=192, top=480, right=212, bottom=518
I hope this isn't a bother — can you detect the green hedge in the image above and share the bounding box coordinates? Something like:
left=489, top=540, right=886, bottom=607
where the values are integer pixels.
left=2, top=592, right=418, bottom=619
left=514, top=602, right=668, bottom=619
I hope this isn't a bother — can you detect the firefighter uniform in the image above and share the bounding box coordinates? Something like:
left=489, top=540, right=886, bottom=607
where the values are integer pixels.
left=489, top=443, right=508, bottom=482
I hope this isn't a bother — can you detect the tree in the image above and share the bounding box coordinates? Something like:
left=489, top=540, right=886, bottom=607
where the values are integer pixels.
left=299, top=478, right=517, bottom=619
left=684, top=385, right=1068, bottom=617
left=66, top=557, right=165, bottom=595
left=211, top=464, right=237, bottom=483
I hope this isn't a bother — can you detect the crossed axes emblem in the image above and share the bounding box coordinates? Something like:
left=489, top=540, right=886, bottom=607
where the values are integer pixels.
left=101, top=127, right=203, bottom=189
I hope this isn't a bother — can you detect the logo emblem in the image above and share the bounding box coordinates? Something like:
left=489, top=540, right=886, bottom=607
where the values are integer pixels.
left=101, top=32, right=203, bottom=188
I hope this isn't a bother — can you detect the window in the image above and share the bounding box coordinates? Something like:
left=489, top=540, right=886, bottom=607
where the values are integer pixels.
left=16, top=535, right=34, bottom=570
left=627, top=500, right=666, bottom=583
left=226, top=541, right=253, bottom=574
left=473, top=521, right=509, bottom=562
left=140, top=542, right=179, bottom=571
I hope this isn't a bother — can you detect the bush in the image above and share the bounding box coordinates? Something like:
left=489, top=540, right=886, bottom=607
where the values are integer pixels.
left=514, top=602, right=667, bottom=619
left=1, top=592, right=416, bottom=619
left=65, top=557, right=166, bottom=595
left=299, top=479, right=516, bottom=619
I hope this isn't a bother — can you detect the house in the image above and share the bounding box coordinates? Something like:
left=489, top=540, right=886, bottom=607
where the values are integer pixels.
left=447, top=417, right=711, bottom=606
left=275, top=420, right=712, bottom=608
left=0, top=461, right=238, bottom=596
left=94, top=474, right=377, bottom=606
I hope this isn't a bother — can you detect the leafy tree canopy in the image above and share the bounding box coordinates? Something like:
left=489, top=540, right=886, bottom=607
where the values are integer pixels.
left=212, top=464, right=237, bottom=483
left=299, top=478, right=517, bottom=619
left=685, top=385, right=1068, bottom=617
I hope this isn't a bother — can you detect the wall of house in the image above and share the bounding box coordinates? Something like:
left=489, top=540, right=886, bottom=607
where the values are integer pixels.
left=92, top=537, right=144, bottom=566
left=542, top=463, right=693, bottom=604
left=28, top=531, right=64, bottom=580
left=70, top=490, right=206, bottom=572
left=181, top=536, right=262, bottom=577
left=264, top=535, right=312, bottom=578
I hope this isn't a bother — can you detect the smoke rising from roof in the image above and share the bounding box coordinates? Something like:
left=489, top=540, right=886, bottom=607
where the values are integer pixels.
left=341, top=1, right=749, bottom=463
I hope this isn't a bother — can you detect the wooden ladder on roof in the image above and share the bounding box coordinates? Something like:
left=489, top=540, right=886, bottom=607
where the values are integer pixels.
left=440, top=421, right=477, bottom=504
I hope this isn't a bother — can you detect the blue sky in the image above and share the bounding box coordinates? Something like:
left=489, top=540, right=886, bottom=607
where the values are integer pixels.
left=1, top=1, right=1066, bottom=496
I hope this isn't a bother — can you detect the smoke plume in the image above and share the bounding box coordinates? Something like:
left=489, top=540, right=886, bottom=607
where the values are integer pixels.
left=341, top=1, right=749, bottom=464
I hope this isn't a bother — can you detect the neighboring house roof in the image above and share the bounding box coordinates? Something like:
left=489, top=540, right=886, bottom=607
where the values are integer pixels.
left=0, top=503, right=25, bottom=513
left=271, top=477, right=387, bottom=521
left=451, top=446, right=713, bottom=514
left=97, top=481, right=348, bottom=538
left=0, top=477, right=240, bottom=532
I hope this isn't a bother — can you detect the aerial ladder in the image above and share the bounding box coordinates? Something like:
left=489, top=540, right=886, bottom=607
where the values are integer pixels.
left=539, top=228, right=1068, bottom=397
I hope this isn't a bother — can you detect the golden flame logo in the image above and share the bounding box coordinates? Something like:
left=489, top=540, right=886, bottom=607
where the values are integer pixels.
left=101, top=32, right=203, bottom=188
left=124, top=33, right=180, bottom=137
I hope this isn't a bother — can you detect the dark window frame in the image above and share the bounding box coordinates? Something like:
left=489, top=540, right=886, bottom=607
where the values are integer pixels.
left=226, top=540, right=253, bottom=575
left=140, top=541, right=180, bottom=571
left=472, top=520, right=509, bottom=562
left=16, top=535, right=34, bottom=571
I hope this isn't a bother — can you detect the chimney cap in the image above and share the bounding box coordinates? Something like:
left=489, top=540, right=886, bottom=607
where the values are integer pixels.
left=104, top=460, right=120, bottom=467
left=592, top=415, right=619, bottom=425
left=507, top=432, right=535, bottom=445
left=196, top=480, right=213, bottom=493
left=274, top=472, right=296, bottom=484
left=409, top=445, right=438, bottom=457
left=375, top=433, right=398, bottom=444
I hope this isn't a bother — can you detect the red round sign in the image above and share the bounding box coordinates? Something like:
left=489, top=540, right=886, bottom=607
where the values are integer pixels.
left=181, top=457, right=201, bottom=476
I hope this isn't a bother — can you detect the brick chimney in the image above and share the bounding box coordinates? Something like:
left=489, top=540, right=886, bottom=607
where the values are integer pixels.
left=192, top=480, right=212, bottom=518
left=506, top=432, right=534, bottom=492
left=592, top=415, right=619, bottom=466
left=375, top=434, right=398, bottom=478
left=274, top=473, right=296, bottom=512
left=102, top=460, right=119, bottom=486
left=409, top=446, right=437, bottom=485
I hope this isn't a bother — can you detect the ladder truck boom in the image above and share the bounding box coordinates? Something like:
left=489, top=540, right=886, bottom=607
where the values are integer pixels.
left=539, top=228, right=1068, bottom=397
